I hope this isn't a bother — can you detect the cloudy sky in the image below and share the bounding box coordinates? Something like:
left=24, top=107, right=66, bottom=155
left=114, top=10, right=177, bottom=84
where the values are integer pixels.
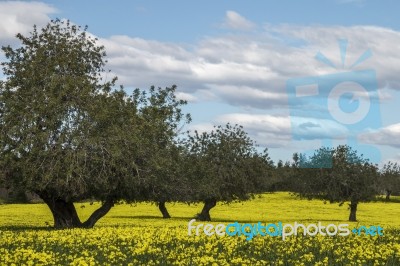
left=1, top=0, right=400, bottom=165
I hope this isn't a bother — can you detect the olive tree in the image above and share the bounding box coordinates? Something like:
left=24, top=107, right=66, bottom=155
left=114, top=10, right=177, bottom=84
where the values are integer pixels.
left=131, top=86, right=191, bottom=218
left=184, top=124, right=273, bottom=221
left=379, top=161, right=400, bottom=201
left=0, top=20, right=187, bottom=228
left=295, top=145, right=379, bottom=221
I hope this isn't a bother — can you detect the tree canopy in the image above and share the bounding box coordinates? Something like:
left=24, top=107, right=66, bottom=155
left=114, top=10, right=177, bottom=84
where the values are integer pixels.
left=379, top=161, right=400, bottom=200
left=293, top=145, right=379, bottom=221
left=0, top=20, right=188, bottom=228
left=184, top=123, right=273, bottom=221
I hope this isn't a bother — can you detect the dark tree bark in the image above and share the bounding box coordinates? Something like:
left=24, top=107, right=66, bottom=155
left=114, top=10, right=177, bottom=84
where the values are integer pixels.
left=349, top=201, right=358, bottom=222
left=40, top=194, right=82, bottom=228
left=81, top=199, right=114, bottom=228
left=197, top=199, right=217, bottom=221
left=38, top=191, right=114, bottom=229
left=385, top=190, right=392, bottom=201
left=158, top=201, right=171, bottom=218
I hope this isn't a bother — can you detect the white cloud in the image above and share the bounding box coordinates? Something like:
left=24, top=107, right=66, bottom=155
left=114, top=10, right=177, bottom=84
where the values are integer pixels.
left=188, top=123, right=215, bottom=134
left=360, top=123, right=400, bottom=148
left=175, top=92, right=197, bottom=102
left=222, top=11, right=255, bottom=31
left=207, top=84, right=287, bottom=109
left=2, top=6, right=400, bottom=108
left=291, top=117, right=349, bottom=140
left=191, top=113, right=349, bottom=148
left=0, top=1, right=57, bottom=45
left=188, top=114, right=291, bottom=148
left=1, top=6, right=399, bottom=158
left=381, top=153, right=400, bottom=166
left=92, top=23, right=400, bottom=114
left=92, top=22, right=400, bottom=154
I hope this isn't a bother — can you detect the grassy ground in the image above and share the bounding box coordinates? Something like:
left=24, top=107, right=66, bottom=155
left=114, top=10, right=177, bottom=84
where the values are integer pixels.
left=1, top=192, right=399, bottom=227
left=1, top=192, right=399, bottom=265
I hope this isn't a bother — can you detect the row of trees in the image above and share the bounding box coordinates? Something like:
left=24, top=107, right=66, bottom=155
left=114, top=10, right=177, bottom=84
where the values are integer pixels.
left=275, top=150, right=400, bottom=209
left=1, top=20, right=399, bottom=228
left=0, top=20, right=274, bottom=228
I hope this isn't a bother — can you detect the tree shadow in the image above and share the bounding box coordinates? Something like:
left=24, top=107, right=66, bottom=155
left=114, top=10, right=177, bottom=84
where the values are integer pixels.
left=0, top=225, right=53, bottom=231
left=209, top=217, right=347, bottom=223
left=110, top=215, right=192, bottom=220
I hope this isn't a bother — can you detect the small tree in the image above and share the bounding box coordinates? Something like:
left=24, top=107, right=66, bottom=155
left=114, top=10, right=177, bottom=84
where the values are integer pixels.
left=379, top=161, right=400, bottom=201
left=184, top=124, right=273, bottom=221
left=294, top=145, right=378, bottom=222
left=130, top=86, right=191, bottom=218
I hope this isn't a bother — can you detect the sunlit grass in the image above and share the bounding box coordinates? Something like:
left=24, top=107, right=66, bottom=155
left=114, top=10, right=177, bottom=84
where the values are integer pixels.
left=1, top=192, right=399, bottom=228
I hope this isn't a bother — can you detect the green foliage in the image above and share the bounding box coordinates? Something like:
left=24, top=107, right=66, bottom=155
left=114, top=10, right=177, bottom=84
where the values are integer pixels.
left=0, top=19, right=190, bottom=227
left=1, top=19, right=132, bottom=202
left=379, top=161, right=400, bottom=198
left=131, top=85, right=191, bottom=203
left=294, top=145, right=379, bottom=205
left=184, top=123, right=273, bottom=203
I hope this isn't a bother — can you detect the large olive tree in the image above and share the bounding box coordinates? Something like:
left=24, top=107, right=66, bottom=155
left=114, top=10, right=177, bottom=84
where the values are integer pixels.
left=0, top=20, right=187, bottom=228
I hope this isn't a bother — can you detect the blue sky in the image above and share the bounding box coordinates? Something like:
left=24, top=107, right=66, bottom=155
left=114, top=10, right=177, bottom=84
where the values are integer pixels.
left=1, top=0, right=400, bottom=165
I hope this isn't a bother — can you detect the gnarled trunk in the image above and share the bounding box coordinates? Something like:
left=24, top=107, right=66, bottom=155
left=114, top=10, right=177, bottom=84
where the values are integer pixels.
left=41, top=195, right=82, bottom=228
left=158, top=201, right=171, bottom=218
left=197, top=199, right=217, bottom=221
left=349, top=201, right=358, bottom=222
left=38, top=192, right=114, bottom=229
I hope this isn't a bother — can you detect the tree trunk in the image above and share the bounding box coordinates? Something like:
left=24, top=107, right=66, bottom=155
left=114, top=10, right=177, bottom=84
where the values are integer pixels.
left=38, top=192, right=114, bottom=229
left=197, top=199, right=217, bottom=221
left=81, top=199, right=114, bottom=228
left=349, top=201, right=358, bottom=222
left=158, top=201, right=171, bottom=218
left=41, top=195, right=82, bottom=229
left=385, top=190, right=392, bottom=201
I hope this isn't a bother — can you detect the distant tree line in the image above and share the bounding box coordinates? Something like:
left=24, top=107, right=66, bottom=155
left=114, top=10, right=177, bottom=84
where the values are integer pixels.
left=1, top=20, right=399, bottom=228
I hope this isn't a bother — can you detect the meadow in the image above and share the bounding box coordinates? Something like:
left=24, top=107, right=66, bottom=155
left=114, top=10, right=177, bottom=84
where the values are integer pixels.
left=1, top=192, right=399, bottom=265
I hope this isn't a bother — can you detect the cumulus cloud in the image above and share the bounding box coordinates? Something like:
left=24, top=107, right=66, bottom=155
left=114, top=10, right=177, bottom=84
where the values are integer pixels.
left=92, top=23, right=400, bottom=113
left=222, top=11, right=255, bottom=31
left=359, top=123, right=400, bottom=148
left=188, top=114, right=291, bottom=147
left=0, top=1, right=57, bottom=46
left=188, top=123, right=216, bottom=134
left=1, top=5, right=399, bottom=157
left=188, top=113, right=350, bottom=148
left=93, top=21, right=400, bottom=151
left=2, top=5, right=399, bottom=108
left=175, top=91, right=197, bottom=102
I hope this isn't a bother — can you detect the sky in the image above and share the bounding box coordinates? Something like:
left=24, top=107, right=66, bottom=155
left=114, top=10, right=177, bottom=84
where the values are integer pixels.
left=1, top=0, right=400, bottom=165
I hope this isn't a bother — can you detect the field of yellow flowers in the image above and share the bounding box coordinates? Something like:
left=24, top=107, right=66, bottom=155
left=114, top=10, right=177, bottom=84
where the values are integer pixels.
left=1, top=192, right=399, bottom=265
